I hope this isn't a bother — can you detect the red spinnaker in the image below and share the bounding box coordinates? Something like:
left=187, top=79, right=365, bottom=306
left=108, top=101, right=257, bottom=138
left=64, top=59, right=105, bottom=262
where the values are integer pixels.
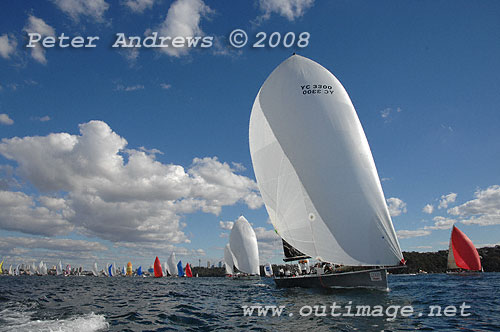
left=185, top=263, right=193, bottom=277
left=154, top=256, right=163, bottom=277
left=451, top=226, right=481, bottom=271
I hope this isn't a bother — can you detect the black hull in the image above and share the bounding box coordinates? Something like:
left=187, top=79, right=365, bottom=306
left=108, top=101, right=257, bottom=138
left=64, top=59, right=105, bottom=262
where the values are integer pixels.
left=274, top=268, right=388, bottom=290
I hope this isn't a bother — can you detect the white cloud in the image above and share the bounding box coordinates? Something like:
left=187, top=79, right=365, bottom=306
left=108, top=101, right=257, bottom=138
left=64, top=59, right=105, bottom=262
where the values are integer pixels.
left=387, top=197, right=407, bottom=217
left=153, top=0, right=213, bottom=57
left=447, top=185, right=500, bottom=226
left=0, top=120, right=262, bottom=243
left=31, top=115, right=51, bottom=122
left=52, top=0, right=109, bottom=22
left=253, top=226, right=281, bottom=262
left=0, top=34, right=17, bottom=59
left=438, top=192, right=457, bottom=209
left=123, top=0, right=156, bottom=13
left=380, top=107, right=402, bottom=122
left=397, top=229, right=431, bottom=239
left=257, top=0, right=314, bottom=21
left=23, top=15, right=55, bottom=64
left=160, top=83, right=172, bottom=90
left=424, top=216, right=456, bottom=230
left=422, top=204, right=434, bottom=214
left=0, top=114, right=14, bottom=125
left=0, top=190, right=74, bottom=236
left=219, top=220, right=234, bottom=230
left=115, top=84, right=145, bottom=91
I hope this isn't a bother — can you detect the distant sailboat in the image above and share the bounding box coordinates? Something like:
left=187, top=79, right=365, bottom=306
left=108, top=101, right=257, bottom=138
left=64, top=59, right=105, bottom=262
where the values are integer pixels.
left=108, top=264, right=113, bottom=277
left=0, top=260, right=3, bottom=274
left=249, top=55, right=404, bottom=289
left=185, top=263, right=193, bottom=278
left=126, top=262, right=133, bottom=276
left=163, top=262, right=169, bottom=276
left=264, top=263, right=273, bottom=277
left=229, top=216, right=260, bottom=276
left=8, top=265, right=13, bottom=276
left=14, top=264, right=20, bottom=276
left=137, top=266, right=143, bottom=276
left=447, top=225, right=482, bottom=273
left=92, top=262, right=99, bottom=276
left=167, top=253, right=177, bottom=277
left=57, top=261, right=63, bottom=276
left=154, top=257, right=163, bottom=277
left=177, top=261, right=184, bottom=277
left=224, top=244, right=235, bottom=276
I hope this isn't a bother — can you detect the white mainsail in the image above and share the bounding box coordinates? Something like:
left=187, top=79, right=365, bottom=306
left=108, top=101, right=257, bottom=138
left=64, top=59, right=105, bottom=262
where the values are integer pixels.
left=229, top=216, right=260, bottom=275
left=249, top=55, right=403, bottom=266
left=167, top=252, right=177, bottom=277
left=57, top=261, right=63, bottom=276
left=223, top=243, right=235, bottom=275
left=92, top=262, right=99, bottom=276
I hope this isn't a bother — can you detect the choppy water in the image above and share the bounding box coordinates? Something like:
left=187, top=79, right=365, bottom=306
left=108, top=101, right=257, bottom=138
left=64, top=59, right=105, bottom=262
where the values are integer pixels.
left=0, top=273, right=499, bottom=331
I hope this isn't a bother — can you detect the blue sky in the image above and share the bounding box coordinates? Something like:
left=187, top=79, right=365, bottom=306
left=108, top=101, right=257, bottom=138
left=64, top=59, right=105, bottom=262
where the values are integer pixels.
left=1, top=0, right=500, bottom=270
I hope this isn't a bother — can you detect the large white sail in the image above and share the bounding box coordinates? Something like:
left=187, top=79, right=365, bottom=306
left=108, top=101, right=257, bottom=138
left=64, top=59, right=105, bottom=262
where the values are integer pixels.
left=167, top=252, right=177, bottom=277
left=224, top=243, right=235, bottom=275
left=229, top=216, right=260, bottom=275
left=57, top=261, right=63, bottom=276
left=249, top=55, right=403, bottom=266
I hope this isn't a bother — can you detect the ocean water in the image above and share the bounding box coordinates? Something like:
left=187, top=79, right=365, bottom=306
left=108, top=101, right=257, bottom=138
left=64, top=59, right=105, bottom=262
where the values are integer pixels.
left=0, top=273, right=499, bottom=331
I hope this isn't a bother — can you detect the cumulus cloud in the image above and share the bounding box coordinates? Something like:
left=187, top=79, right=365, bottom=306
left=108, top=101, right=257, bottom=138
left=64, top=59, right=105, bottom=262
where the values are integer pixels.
left=153, top=0, right=213, bottom=57
left=52, top=0, right=109, bottom=22
left=447, top=185, right=500, bottom=226
left=219, top=220, right=234, bottom=230
left=0, top=120, right=262, bottom=243
left=23, top=15, right=55, bottom=64
left=438, top=192, right=457, bottom=209
left=0, top=34, right=17, bottom=59
left=396, top=229, right=431, bottom=239
left=0, top=190, right=74, bottom=236
left=0, top=114, right=14, bottom=125
left=424, top=216, right=456, bottom=230
left=422, top=204, right=434, bottom=214
left=387, top=197, right=407, bottom=217
left=123, top=0, right=156, bottom=13
left=257, top=0, right=314, bottom=21
left=254, top=226, right=281, bottom=261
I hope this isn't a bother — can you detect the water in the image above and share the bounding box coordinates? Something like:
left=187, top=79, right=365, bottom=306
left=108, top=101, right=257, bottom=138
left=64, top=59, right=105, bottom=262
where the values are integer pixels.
left=0, top=273, right=499, bottom=331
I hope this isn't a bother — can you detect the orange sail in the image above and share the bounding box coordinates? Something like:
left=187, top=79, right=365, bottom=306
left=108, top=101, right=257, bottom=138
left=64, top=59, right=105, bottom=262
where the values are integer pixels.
left=185, top=263, right=193, bottom=278
left=126, top=262, right=133, bottom=276
left=154, top=256, right=163, bottom=277
left=447, top=226, right=481, bottom=271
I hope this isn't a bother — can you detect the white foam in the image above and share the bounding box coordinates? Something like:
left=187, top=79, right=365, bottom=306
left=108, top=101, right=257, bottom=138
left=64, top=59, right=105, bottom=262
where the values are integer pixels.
left=0, top=311, right=108, bottom=332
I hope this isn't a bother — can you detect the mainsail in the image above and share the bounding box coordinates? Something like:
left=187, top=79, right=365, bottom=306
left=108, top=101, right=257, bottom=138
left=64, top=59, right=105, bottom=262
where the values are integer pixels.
left=229, top=216, right=260, bottom=275
left=224, top=243, right=235, bottom=275
left=249, top=54, right=403, bottom=266
left=282, top=239, right=310, bottom=262
left=447, top=225, right=481, bottom=271
left=93, top=262, right=99, bottom=276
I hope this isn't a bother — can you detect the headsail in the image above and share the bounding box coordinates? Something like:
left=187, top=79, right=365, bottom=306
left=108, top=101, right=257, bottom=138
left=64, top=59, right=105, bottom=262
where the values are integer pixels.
left=447, top=225, right=481, bottom=271
left=249, top=55, right=403, bottom=266
left=229, top=216, right=260, bottom=275
left=223, top=243, right=235, bottom=275
left=154, top=256, right=163, bottom=277
left=167, top=253, right=177, bottom=277
left=177, top=260, right=184, bottom=277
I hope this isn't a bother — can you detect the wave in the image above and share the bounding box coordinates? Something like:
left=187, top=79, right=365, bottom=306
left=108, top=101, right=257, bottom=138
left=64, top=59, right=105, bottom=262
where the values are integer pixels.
left=0, top=310, right=108, bottom=332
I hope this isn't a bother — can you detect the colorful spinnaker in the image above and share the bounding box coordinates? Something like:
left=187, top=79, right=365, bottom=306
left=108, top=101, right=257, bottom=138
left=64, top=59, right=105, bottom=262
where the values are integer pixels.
left=185, top=263, right=193, bottom=278
left=126, top=262, right=133, bottom=276
left=154, top=256, right=163, bottom=277
left=137, top=266, right=142, bottom=276
left=447, top=225, right=482, bottom=271
left=177, top=261, right=184, bottom=277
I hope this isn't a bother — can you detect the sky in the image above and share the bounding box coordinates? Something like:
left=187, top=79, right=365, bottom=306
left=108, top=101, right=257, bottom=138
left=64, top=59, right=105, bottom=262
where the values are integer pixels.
left=1, top=0, right=500, bottom=270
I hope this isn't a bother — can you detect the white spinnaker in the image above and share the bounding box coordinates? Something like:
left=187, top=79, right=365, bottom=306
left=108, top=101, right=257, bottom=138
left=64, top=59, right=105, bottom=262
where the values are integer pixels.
left=167, top=252, right=177, bottom=277
left=229, top=216, right=260, bottom=275
left=224, top=243, right=235, bottom=275
left=249, top=55, right=403, bottom=266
